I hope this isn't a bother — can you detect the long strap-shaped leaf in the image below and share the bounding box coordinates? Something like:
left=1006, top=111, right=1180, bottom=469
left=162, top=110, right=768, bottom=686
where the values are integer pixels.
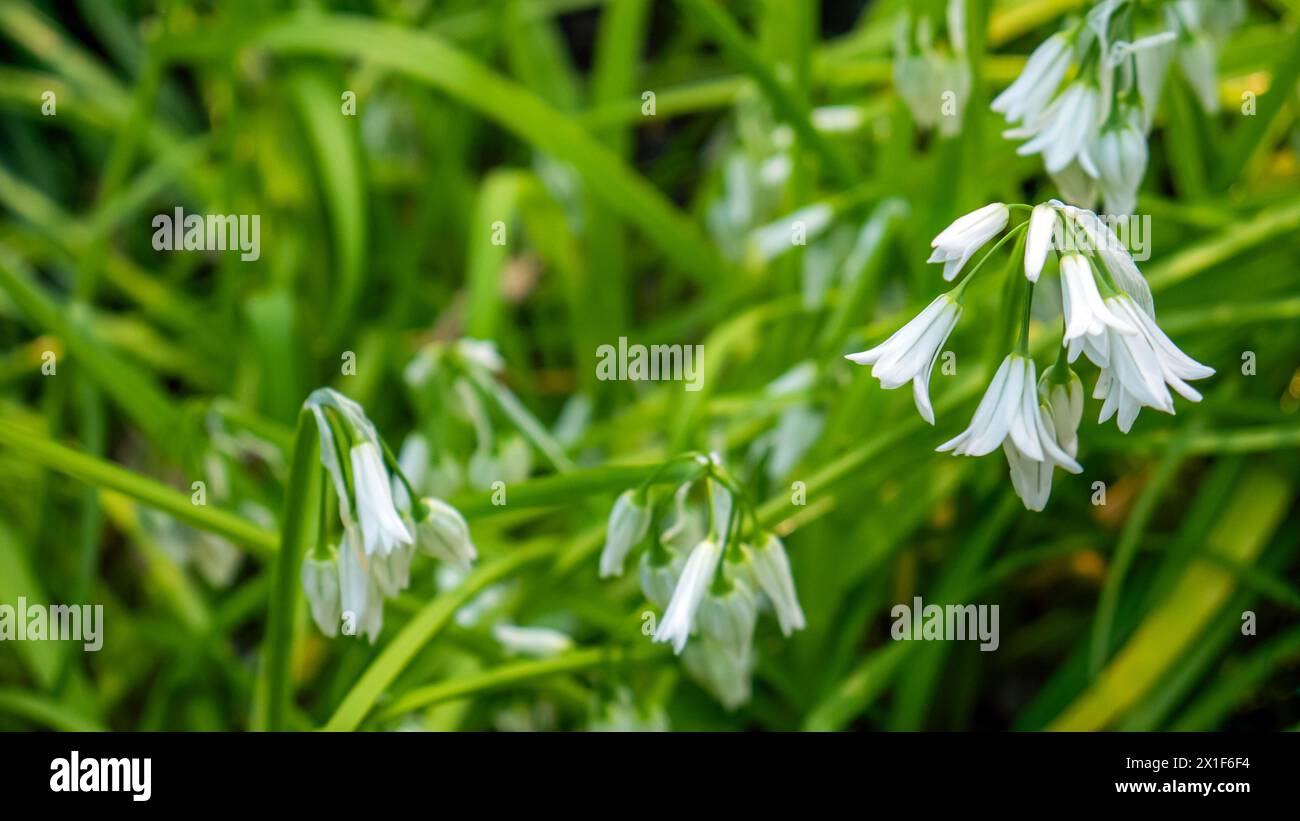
left=256, top=14, right=728, bottom=285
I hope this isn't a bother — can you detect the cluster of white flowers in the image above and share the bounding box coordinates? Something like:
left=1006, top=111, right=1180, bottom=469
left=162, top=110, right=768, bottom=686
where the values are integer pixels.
left=847, top=200, right=1213, bottom=511
left=300, top=388, right=476, bottom=642
left=598, top=455, right=805, bottom=709
left=893, top=0, right=971, bottom=137
left=993, top=0, right=1244, bottom=214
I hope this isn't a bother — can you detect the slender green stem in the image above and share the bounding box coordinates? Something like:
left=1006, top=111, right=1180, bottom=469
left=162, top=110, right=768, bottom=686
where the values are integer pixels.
left=952, top=220, right=1027, bottom=301
left=258, top=408, right=320, bottom=731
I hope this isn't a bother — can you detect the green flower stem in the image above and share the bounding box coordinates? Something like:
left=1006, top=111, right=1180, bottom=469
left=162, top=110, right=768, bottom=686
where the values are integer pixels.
left=258, top=408, right=320, bottom=732
left=0, top=416, right=277, bottom=559
left=952, top=220, right=1028, bottom=302
left=322, top=541, right=555, bottom=731
left=376, top=644, right=667, bottom=721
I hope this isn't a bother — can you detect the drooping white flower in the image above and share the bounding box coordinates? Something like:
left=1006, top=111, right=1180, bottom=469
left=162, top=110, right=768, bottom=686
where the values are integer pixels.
left=1024, top=203, right=1058, bottom=282
left=1043, top=368, right=1085, bottom=457
left=369, top=543, right=413, bottom=597
left=301, top=553, right=341, bottom=637
left=846, top=293, right=961, bottom=424
left=1133, top=32, right=1176, bottom=130
left=1085, top=299, right=1178, bottom=431
left=928, top=203, right=1009, bottom=282
left=746, top=534, right=806, bottom=637
left=639, top=549, right=684, bottom=610
left=599, top=490, right=652, bottom=578
left=1059, top=253, right=1136, bottom=343
left=1089, top=294, right=1214, bottom=431
left=1006, top=82, right=1102, bottom=173
left=938, top=354, right=1082, bottom=471
left=1080, top=108, right=1148, bottom=215
left=339, top=532, right=384, bottom=642
left=696, top=579, right=758, bottom=655
left=992, top=33, right=1073, bottom=125
left=350, top=441, right=414, bottom=556
left=412, top=497, right=476, bottom=571
left=1004, top=368, right=1084, bottom=511
left=682, top=640, right=754, bottom=711
left=654, top=540, right=723, bottom=654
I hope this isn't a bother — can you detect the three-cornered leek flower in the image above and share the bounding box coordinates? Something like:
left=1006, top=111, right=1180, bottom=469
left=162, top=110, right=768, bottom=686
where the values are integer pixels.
left=413, top=497, right=477, bottom=571
left=1005, top=81, right=1102, bottom=173
left=852, top=198, right=1212, bottom=511
left=745, top=534, right=806, bottom=637
left=696, top=578, right=758, bottom=656
left=1085, top=294, right=1214, bottom=431
left=928, top=203, right=1009, bottom=281
left=639, top=548, right=684, bottom=610
left=991, top=32, right=1073, bottom=125
left=1023, top=203, right=1058, bottom=283
left=1080, top=106, right=1148, bottom=215
left=654, top=539, right=723, bottom=654
left=302, top=552, right=342, bottom=637
left=338, top=528, right=384, bottom=643
left=1059, top=253, right=1136, bottom=343
left=1005, top=366, right=1084, bottom=511
left=350, top=440, right=414, bottom=556
left=938, top=354, right=1082, bottom=474
left=301, top=388, right=476, bottom=641
left=845, top=293, right=962, bottom=424
left=599, top=489, right=652, bottom=578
